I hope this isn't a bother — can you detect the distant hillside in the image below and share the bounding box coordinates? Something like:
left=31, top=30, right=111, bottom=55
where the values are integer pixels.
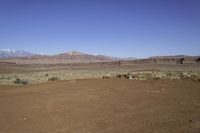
left=149, top=55, right=194, bottom=59
left=142, top=55, right=199, bottom=64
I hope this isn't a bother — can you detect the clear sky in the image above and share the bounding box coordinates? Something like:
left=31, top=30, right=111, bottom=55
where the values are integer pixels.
left=0, top=0, right=200, bottom=58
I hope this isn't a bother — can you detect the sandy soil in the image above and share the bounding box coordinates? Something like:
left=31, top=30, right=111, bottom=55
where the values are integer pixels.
left=0, top=79, right=200, bottom=133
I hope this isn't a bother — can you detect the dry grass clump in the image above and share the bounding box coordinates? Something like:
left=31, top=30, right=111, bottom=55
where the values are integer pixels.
left=14, top=78, right=29, bottom=85
left=48, top=77, right=59, bottom=81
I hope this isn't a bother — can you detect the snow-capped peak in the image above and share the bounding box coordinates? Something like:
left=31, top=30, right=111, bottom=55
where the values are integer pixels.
left=1, top=49, right=16, bottom=53
left=0, top=49, right=35, bottom=58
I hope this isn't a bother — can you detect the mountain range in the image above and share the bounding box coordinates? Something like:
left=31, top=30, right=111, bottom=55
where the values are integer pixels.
left=0, top=49, right=137, bottom=60
left=0, top=49, right=199, bottom=64
left=0, top=49, right=119, bottom=64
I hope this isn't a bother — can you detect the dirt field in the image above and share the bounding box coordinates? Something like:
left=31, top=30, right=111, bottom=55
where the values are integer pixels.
left=0, top=79, right=200, bottom=133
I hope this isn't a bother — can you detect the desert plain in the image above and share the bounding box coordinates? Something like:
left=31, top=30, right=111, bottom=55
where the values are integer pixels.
left=0, top=59, right=200, bottom=133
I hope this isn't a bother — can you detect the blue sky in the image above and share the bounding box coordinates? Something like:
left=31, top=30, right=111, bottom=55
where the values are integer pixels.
left=0, top=0, right=200, bottom=58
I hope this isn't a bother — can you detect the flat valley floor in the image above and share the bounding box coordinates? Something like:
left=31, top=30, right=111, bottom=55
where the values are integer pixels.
left=0, top=79, right=200, bottom=133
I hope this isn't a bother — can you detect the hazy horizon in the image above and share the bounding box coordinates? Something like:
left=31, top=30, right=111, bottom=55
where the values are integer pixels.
left=0, top=0, right=200, bottom=58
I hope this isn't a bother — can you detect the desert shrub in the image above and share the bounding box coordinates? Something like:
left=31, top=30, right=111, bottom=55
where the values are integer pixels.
left=116, top=74, right=129, bottom=79
left=153, top=77, right=161, bottom=80
left=196, top=58, right=200, bottom=63
left=166, top=71, right=173, bottom=77
left=0, top=77, right=5, bottom=79
left=190, top=75, right=200, bottom=82
left=102, top=75, right=110, bottom=79
left=14, top=78, right=28, bottom=85
left=45, top=74, right=49, bottom=77
left=138, top=75, right=146, bottom=80
left=102, top=74, right=115, bottom=79
left=48, top=77, right=59, bottom=81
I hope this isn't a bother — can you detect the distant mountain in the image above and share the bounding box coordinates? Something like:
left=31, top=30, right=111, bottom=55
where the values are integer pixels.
left=120, top=57, right=139, bottom=60
left=97, top=55, right=138, bottom=61
left=148, top=55, right=200, bottom=64
left=149, top=55, right=193, bottom=59
left=51, top=51, right=115, bottom=63
left=96, top=55, right=120, bottom=61
left=0, top=49, right=35, bottom=58
left=0, top=49, right=199, bottom=64
left=0, top=50, right=116, bottom=64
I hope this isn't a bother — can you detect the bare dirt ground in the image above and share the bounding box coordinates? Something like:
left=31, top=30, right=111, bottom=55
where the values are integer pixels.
left=0, top=79, right=200, bottom=133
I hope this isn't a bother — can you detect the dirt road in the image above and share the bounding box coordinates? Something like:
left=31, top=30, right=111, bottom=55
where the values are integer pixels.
left=0, top=79, right=200, bottom=133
